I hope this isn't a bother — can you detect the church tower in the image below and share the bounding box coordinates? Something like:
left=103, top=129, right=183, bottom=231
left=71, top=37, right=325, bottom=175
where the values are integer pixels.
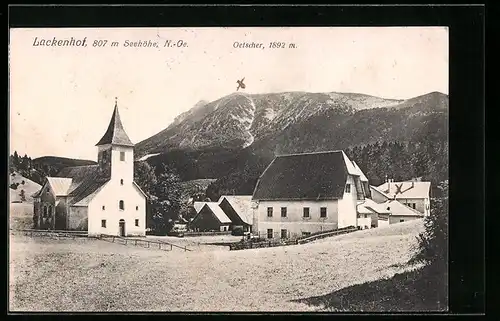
left=95, top=98, right=135, bottom=184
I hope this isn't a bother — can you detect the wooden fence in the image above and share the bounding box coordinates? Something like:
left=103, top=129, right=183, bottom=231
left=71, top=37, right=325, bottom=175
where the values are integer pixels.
left=12, top=229, right=88, bottom=239
left=229, top=226, right=359, bottom=251
left=297, top=226, right=359, bottom=244
left=229, top=239, right=299, bottom=251
left=183, top=231, right=233, bottom=237
left=98, top=234, right=192, bottom=252
left=11, top=229, right=192, bottom=252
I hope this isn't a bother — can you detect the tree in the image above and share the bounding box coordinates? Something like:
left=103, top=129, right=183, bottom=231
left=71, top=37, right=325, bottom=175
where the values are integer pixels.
left=19, top=189, right=26, bottom=202
left=134, top=162, right=182, bottom=234
left=12, top=151, right=20, bottom=168
left=409, top=181, right=448, bottom=309
left=134, top=161, right=158, bottom=198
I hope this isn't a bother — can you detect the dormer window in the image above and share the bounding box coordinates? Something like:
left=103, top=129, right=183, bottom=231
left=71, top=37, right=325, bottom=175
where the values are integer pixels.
left=120, top=151, right=125, bottom=161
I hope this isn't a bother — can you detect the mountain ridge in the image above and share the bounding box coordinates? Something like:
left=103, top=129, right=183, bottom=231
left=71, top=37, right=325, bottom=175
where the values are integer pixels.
left=136, top=90, right=448, bottom=157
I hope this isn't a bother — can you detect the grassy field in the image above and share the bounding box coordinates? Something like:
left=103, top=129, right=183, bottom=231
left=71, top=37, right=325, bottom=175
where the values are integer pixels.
left=9, top=219, right=432, bottom=312
left=9, top=172, right=41, bottom=203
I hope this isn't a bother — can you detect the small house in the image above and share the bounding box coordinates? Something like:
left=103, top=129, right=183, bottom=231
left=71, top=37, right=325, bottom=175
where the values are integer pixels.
left=218, top=195, right=253, bottom=232
left=377, top=199, right=424, bottom=227
left=356, top=198, right=391, bottom=229
left=190, top=202, right=232, bottom=232
left=371, top=179, right=431, bottom=216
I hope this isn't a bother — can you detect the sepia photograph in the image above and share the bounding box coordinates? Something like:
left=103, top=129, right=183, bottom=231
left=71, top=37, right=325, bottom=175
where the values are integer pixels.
left=9, top=26, right=449, bottom=312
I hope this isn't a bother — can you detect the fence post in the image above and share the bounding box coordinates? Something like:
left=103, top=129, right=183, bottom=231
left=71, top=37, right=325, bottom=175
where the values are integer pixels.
left=125, top=239, right=128, bottom=245
left=171, top=244, right=173, bottom=251
left=184, top=246, right=187, bottom=252
left=148, top=242, right=150, bottom=248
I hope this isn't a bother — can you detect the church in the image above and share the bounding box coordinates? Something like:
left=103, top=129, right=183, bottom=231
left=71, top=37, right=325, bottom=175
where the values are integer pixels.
left=32, top=99, right=147, bottom=237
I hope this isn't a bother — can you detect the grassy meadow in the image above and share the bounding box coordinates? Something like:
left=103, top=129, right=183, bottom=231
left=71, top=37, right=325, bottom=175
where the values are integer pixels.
left=9, top=219, right=437, bottom=312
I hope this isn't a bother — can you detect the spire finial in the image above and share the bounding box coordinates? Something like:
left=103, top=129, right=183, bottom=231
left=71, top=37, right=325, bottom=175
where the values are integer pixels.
left=115, top=97, right=118, bottom=108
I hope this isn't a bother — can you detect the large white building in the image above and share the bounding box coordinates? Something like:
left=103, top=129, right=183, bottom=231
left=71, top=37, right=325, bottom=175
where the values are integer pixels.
left=33, top=100, right=147, bottom=237
left=251, top=150, right=371, bottom=239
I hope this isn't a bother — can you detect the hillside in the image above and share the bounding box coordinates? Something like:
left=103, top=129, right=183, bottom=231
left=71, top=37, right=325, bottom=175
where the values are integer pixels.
left=9, top=172, right=42, bottom=203
left=33, top=156, right=97, bottom=170
left=136, top=91, right=448, bottom=157
left=10, top=219, right=435, bottom=312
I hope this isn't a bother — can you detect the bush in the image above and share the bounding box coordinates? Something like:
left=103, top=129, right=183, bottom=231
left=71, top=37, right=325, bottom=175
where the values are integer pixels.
left=10, top=183, right=19, bottom=190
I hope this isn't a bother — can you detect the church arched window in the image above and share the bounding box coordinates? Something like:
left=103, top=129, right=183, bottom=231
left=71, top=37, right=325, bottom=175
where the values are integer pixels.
left=119, top=200, right=125, bottom=210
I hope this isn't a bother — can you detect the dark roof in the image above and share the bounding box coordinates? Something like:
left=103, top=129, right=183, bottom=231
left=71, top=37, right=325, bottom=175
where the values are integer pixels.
left=252, top=151, right=349, bottom=201
left=95, top=105, right=134, bottom=147
left=56, top=165, right=110, bottom=205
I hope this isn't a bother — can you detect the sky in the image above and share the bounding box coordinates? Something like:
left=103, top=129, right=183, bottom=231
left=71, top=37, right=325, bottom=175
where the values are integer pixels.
left=9, top=27, right=449, bottom=161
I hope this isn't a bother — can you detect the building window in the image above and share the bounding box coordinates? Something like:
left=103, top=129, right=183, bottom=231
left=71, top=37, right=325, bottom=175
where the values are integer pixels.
left=303, top=207, right=310, bottom=218
left=267, top=229, right=273, bottom=239
left=101, top=220, right=106, bottom=228
left=223, top=226, right=227, bottom=231
left=135, top=219, right=139, bottom=227
left=43, top=206, right=47, bottom=217
left=320, top=207, right=327, bottom=218
left=119, top=200, right=125, bottom=210
left=136, top=206, right=139, bottom=210
left=267, top=207, right=273, bottom=217
left=412, top=203, right=416, bottom=209
left=281, top=207, right=287, bottom=217
left=364, top=214, right=368, bottom=218
left=345, top=184, right=351, bottom=193
left=302, top=231, right=311, bottom=236
left=120, top=151, right=125, bottom=161
left=102, top=205, right=105, bottom=210
left=120, top=179, right=124, bottom=185
left=400, top=219, right=405, bottom=223
left=281, top=229, right=287, bottom=239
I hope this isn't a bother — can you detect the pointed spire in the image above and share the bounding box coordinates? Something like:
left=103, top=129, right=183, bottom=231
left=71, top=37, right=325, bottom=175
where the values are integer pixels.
left=95, top=98, right=134, bottom=147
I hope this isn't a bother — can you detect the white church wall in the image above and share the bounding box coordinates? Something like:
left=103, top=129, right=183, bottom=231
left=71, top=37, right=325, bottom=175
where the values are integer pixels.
left=88, top=179, right=146, bottom=237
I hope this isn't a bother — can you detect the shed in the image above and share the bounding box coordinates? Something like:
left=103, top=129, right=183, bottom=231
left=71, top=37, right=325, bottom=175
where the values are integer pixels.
left=190, top=202, right=232, bottom=232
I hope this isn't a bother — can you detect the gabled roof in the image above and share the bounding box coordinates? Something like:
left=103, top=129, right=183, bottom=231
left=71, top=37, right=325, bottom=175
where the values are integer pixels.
left=95, top=104, right=134, bottom=147
left=219, top=195, right=253, bottom=225
left=193, top=201, right=207, bottom=213
left=352, top=161, right=368, bottom=182
left=202, top=202, right=232, bottom=224
left=376, top=181, right=431, bottom=199
left=55, top=165, right=110, bottom=206
left=357, top=198, right=391, bottom=214
left=381, top=200, right=424, bottom=217
left=252, top=150, right=356, bottom=201
left=46, top=177, right=73, bottom=196
left=369, top=185, right=392, bottom=200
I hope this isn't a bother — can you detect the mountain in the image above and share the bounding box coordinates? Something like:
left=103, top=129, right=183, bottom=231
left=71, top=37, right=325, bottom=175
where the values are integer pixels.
left=137, top=90, right=448, bottom=200
left=136, top=91, right=448, bottom=158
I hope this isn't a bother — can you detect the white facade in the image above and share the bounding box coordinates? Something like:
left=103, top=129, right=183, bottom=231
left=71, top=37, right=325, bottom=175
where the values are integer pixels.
left=88, top=145, right=146, bottom=237
left=253, top=174, right=361, bottom=239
